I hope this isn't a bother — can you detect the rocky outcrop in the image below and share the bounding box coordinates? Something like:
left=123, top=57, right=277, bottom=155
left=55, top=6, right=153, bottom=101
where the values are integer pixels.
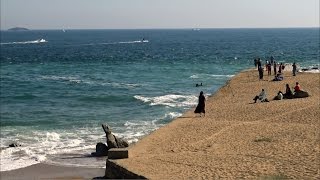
left=92, top=124, right=129, bottom=157
left=9, top=143, right=21, bottom=147
left=102, top=124, right=129, bottom=148
left=92, top=142, right=108, bottom=157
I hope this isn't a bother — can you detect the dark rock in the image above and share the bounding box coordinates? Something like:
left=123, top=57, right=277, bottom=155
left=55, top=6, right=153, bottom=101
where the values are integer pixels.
left=102, top=124, right=129, bottom=149
left=115, top=137, right=129, bottom=148
left=92, top=142, right=108, bottom=157
left=8, top=143, right=21, bottom=147
left=102, top=124, right=118, bottom=148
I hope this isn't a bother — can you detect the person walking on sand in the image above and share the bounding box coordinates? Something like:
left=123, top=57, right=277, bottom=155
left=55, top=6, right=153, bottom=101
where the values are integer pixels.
left=194, top=91, right=206, bottom=117
left=273, top=61, right=277, bottom=75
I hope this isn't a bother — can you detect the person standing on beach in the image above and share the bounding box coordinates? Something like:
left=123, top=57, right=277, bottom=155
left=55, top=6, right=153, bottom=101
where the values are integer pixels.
left=267, top=62, right=272, bottom=76
left=278, top=63, right=283, bottom=74
left=292, top=62, right=297, bottom=76
left=258, top=66, right=264, bottom=80
left=194, top=91, right=206, bottom=117
left=273, top=61, right=277, bottom=75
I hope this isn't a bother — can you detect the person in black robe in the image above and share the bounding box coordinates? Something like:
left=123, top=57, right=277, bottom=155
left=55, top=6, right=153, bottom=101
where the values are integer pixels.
left=194, top=91, right=206, bottom=117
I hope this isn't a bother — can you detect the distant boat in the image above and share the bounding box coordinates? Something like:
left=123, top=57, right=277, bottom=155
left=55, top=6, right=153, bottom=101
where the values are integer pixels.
left=35, top=39, right=47, bottom=43
left=140, top=38, right=149, bottom=43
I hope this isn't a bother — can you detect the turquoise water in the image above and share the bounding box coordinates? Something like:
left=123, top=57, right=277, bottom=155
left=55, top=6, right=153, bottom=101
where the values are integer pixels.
left=0, top=28, right=319, bottom=170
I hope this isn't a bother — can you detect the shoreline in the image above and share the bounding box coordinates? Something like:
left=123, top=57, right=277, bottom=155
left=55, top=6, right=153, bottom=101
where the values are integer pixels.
left=108, top=69, right=320, bottom=179
left=0, top=163, right=105, bottom=179
left=1, top=68, right=319, bottom=179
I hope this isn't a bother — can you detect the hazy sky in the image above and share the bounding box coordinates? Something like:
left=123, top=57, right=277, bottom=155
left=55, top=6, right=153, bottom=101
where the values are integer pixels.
left=1, top=0, right=319, bottom=30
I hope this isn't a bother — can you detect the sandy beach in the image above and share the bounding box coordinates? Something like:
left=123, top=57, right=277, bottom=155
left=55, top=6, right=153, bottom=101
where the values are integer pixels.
left=112, top=69, right=320, bottom=179
left=1, top=69, right=319, bottom=179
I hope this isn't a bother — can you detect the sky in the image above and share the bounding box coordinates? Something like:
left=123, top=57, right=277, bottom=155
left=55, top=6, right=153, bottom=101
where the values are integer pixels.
left=1, top=0, right=319, bottom=30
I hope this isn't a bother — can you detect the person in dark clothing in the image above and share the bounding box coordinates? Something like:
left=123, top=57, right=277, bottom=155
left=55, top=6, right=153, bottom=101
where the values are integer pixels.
left=267, top=62, right=272, bottom=76
left=292, top=62, right=297, bottom=76
left=283, top=84, right=294, bottom=99
left=273, top=61, right=277, bottom=75
left=278, top=63, right=283, bottom=74
left=258, top=66, right=264, bottom=80
left=194, top=91, right=206, bottom=117
left=257, top=58, right=262, bottom=69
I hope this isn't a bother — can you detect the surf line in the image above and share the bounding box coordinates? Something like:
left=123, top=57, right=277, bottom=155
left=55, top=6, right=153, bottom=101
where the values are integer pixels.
left=216, top=56, right=235, bottom=98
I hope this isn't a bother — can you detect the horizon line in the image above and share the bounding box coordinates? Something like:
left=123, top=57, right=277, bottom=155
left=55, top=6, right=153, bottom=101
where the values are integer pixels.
left=1, top=26, right=320, bottom=31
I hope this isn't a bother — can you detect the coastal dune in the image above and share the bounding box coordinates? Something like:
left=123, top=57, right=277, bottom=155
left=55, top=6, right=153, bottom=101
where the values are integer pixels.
left=114, top=69, right=320, bottom=179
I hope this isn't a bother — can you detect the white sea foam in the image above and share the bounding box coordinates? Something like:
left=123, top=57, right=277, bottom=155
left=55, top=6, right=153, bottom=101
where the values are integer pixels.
left=134, top=94, right=198, bottom=107
left=165, top=112, right=183, bottom=119
left=0, top=39, right=47, bottom=45
left=39, top=75, right=141, bottom=88
left=79, top=40, right=149, bottom=46
left=190, top=74, right=234, bottom=79
left=0, top=128, right=103, bottom=172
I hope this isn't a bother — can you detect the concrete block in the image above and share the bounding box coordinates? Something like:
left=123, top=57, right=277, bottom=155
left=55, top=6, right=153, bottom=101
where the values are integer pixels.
left=108, top=148, right=128, bottom=159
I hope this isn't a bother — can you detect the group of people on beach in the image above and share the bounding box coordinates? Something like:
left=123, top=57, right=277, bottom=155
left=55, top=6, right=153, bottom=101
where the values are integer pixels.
left=193, top=58, right=300, bottom=117
left=254, top=56, right=283, bottom=80
left=253, top=81, right=306, bottom=103
left=254, top=56, right=298, bottom=81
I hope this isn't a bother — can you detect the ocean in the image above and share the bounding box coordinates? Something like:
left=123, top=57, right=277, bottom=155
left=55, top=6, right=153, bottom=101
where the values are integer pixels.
left=0, top=28, right=319, bottom=171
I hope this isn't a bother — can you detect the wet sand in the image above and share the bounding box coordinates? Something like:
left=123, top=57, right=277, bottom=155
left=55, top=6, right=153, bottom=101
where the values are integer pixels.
left=114, top=69, right=320, bottom=179
left=0, top=163, right=105, bottom=180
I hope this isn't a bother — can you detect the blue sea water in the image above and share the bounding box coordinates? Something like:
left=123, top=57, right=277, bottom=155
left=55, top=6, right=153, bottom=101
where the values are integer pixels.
left=0, top=28, right=319, bottom=171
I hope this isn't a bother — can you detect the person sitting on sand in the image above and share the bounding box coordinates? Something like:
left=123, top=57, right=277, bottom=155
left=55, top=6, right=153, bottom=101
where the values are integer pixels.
left=294, top=82, right=301, bottom=92
left=293, top=82, right=309, bottom=98
left=253, top=89, right=269, bottom=103
left=272, top=73, right=283, bottom=81
left=194, top=91, right=206, bottom=117
left=273, top=91, right=283, bottom=100
left=283, top=84, right=294, bottom=99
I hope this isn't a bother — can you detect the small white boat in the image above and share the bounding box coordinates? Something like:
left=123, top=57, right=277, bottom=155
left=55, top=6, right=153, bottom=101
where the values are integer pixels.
left=34, top=39, right=47, bottom=43
left=139, top=38, right=148, bottom=43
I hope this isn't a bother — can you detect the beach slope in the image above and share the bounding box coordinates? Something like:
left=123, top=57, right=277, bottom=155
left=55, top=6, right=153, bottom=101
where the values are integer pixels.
left=113, top=70, right=320, bottom=179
